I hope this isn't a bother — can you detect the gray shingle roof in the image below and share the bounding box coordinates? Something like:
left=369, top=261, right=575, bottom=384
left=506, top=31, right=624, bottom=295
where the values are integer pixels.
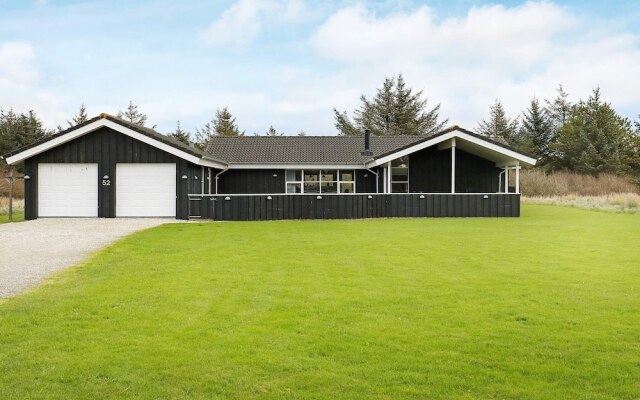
left=204, top=136, right=425, bottom=165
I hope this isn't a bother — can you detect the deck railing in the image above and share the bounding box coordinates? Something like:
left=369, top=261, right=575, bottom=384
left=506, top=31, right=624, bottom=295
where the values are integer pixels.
left=188, top=193, right=520, bottom=220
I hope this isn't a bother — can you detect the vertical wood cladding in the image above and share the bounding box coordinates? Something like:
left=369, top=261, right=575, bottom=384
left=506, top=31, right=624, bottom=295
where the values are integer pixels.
left=217, top=169, right=286, bottom=194
left=216, top=169, right=379, bottom=194
left=198, top=193, right=520, bottom=220
left=409, top=147, right=501, bottom=193
left=23, top=127, right=202, bottom=220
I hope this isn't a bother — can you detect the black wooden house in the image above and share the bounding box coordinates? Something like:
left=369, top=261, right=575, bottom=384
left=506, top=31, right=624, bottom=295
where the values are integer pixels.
left=2, top=114, right=536, bottom=220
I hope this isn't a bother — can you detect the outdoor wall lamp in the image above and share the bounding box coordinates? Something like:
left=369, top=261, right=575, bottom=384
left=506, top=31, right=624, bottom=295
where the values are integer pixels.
left=267, top=196, right=272, bottom=200
left=103, top=175, right=109, bottom=179
left=24, top=175, right=30, bottom=180
left=316, top=195, right=322, bottom=199
left=367, top=195, right=373, bottom=199
left=419, top=195, right=425, bottom=199
left=225, top=196, right=231, bottom=201
left=181, top=175, right=188, bottom=179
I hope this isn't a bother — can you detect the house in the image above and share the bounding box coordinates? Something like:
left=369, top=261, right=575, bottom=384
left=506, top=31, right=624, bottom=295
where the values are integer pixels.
left=2, top=114, right=536, bottom=220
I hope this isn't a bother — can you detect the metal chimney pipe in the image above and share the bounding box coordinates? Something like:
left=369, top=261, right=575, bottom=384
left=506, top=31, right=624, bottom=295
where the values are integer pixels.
left=361, top=129, right=373, bottom=156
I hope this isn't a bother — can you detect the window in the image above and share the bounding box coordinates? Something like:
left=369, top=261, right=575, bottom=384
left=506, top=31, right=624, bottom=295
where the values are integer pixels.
left=286, top=169, right=356, bottom=193
left=286, top=170, right=302, bottom=193
left=391, top=156, right=409, bottom=193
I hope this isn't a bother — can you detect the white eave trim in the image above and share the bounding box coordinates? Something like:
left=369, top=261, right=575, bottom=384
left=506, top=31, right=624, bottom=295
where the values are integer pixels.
left=366, top=131, right=537, bottom=167
left=227, top=163, right=367, bottom=170
left=5, top=118, right=227, bottom=169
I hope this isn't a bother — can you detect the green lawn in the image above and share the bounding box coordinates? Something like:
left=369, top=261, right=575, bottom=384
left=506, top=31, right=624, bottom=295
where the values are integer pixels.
left=1, top=205, right=639, bottom=399
left=0, top=210, right=24, bottom=224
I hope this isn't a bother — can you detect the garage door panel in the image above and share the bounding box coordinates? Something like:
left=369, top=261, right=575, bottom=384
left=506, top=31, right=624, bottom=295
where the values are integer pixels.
left=38, top=163, right=98, bottom=217
left=116, top=163, right=176, bottom=217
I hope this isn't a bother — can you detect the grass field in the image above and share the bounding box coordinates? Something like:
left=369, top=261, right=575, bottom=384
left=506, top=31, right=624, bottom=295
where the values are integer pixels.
left=1, top=205, right=639, bottom=399
left=0, top=210, right=24, bottom=224
left=0, top=197, right=24, bottom=224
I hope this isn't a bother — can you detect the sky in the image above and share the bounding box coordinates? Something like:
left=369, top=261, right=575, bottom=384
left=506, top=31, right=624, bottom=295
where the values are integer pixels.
left=1, top=0, right=639, bottom=136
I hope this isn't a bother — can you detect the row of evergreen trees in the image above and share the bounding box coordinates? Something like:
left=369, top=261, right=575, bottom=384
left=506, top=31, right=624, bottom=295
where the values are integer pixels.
left=475, top=86, right=640, bottom=175
left=332, top=75, right=639, bottom=177
left=1, top=76, right=639, bottom=178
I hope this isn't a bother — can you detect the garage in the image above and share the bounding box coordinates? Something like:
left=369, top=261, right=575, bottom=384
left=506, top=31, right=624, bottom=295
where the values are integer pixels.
left=116, top=163, right=177, bottom=217
left=38, top=163, right=98, bottom=217
left=3, top=114, right=226, bottom=220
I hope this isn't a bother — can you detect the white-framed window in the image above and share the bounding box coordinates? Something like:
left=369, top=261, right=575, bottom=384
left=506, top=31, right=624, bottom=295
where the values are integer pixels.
left=391, top=156, right=409, bottom=193
left=286, top=169, right=356, bottom=194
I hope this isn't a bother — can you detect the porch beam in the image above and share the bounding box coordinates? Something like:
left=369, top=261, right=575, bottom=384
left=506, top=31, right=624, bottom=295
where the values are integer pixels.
left=504, top=166, right=509, bottom=193
left=515, top=165, right=520, bottom=194
left=451, top=138, right=456, bottom=193
left=387, top=162, right=392, bottom=193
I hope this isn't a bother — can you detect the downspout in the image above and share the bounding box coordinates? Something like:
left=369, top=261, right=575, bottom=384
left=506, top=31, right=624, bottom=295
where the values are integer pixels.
left=366, top=168, right=379, bottom=193
left=214, top=167, right=229, bottom=195
left=498, top=170, right=505, bottom=193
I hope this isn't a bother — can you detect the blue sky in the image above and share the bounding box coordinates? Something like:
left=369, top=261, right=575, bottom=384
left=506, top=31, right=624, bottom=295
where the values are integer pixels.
left=1, top=0, right=639, bottom=136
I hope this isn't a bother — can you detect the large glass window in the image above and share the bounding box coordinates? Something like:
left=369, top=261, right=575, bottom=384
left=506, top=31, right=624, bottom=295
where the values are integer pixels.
left=286, top=169, right=356, bottom=193
left=391, top=156, right=409, bottom=193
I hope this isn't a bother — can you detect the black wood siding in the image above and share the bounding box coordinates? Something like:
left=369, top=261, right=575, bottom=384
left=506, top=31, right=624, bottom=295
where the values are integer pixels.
left=409, top=147, right=500, bottom=193
left=216, top=169, right=378, bottom=194
left=23, top=127, right=204, bottom=220
left=217, top=169, right=285, bottom=194
left=193, top=193, right=520, bottom=220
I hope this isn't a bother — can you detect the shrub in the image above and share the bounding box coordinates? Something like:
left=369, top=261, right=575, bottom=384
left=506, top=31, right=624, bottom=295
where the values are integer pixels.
left=520, top=170, right=637, bottom=197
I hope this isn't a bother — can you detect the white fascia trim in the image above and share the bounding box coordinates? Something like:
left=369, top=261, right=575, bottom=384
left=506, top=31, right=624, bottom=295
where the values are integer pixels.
left=198, top=158, right=227, bottom=169
left=228, top=163, right=366, bottom=170
left=366, top=131, right=537, bottom=168
left=5, top=118, right=228, bottom=168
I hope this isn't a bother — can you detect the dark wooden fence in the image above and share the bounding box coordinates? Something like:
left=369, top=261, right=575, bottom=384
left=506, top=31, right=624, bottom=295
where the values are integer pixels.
left=188, top=193, right=520, bottom=220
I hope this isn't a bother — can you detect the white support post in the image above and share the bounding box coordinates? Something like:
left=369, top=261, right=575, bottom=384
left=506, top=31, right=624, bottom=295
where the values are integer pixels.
left=451, top=138, right=456, bottom=194
left=515, top=165, right=520, bottom=194
left=382, top=166, right=387, bottom=193
left=387, top=162, right=392, bottom=193
left=504, top=167, right=509, bottom=193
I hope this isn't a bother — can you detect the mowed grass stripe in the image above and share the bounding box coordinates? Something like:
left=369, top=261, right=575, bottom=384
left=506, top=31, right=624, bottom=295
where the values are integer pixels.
left=0, top=205, right=639, bottom=399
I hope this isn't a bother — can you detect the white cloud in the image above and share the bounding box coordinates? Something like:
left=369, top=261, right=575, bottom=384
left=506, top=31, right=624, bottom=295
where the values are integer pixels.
left=199, top=0, right=306, bottom=45
left=306, top=1, right=640, bottom=129
left=0, top=41, right=39, bottom=86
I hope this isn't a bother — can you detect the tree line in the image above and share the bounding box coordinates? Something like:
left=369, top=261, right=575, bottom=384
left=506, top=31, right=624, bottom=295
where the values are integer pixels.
left=332, top=75, right=640, bottom=178
left=1, top=76, right=639, bottom=179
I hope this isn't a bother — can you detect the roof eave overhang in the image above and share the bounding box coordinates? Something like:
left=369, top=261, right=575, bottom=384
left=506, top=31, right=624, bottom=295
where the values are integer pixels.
left=365, top=130, right=537, bottom=168
left=226, top=163, right=367, bottom=170
left=4, top=118, right=228, bottom=169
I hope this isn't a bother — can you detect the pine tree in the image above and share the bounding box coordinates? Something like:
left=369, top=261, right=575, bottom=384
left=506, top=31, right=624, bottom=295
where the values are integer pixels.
left=476, top=100, right=519, bottom=142
left=67, top=104, right=88, bottom=127
left=517, top=97, right=554, bottom=164
left=334, top=74, right=448, bottom=136
left=167, top=120, right=191, bottom=145
left=0, top=109, right=51, bottom=161
left=195, top=107, right=243, bottom=150
left=554, top=87, right=638, bottom=175
left=546, top=84, right=573, bottom=129
left=117, top=101, right=148, bottom=127
left=264, top=125, right=284, bottom=136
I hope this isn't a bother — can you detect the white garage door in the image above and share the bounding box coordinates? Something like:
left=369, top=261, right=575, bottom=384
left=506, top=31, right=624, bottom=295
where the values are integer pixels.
left=38, top=163, right=98, bottom=217
left=116, top=163, right=176, bottom=217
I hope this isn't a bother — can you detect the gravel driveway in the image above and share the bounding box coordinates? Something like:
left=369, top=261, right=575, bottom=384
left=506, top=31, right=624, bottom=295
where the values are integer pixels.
left=0, top=218, right=178, bottom=298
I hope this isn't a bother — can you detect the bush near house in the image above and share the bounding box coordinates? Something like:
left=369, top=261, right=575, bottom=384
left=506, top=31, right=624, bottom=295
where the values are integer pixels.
left=519, top=169, right=637, bottom=197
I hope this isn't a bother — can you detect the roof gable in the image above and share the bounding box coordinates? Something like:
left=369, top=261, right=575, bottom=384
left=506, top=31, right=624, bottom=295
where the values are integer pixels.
left=368, top=126, right=537, bottom=167
left=3, top=114, right=226, bottom=168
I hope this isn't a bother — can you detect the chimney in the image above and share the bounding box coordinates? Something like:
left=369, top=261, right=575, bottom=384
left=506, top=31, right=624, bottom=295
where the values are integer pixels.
left=361, top=129, right=373, bottom=156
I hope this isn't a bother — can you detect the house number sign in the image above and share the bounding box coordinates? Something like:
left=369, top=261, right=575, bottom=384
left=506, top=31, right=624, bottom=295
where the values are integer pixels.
left=102, top=179, right=111, bottom=186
